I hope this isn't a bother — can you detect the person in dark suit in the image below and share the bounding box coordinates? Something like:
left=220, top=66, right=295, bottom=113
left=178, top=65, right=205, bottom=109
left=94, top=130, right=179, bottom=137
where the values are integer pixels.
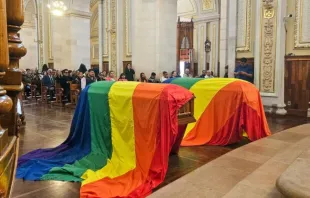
left=60, top=69, right=72, bottom=102
left=125, top=63, right=135, bottom=81
left=42, top=69, right=55, bottom=101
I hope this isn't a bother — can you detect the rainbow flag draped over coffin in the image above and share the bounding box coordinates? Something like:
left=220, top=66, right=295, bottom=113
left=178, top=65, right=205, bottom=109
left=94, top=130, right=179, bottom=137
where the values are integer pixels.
left=164, top=78, right=271, bottom=146
left=17, top=81, right=193, bottom=198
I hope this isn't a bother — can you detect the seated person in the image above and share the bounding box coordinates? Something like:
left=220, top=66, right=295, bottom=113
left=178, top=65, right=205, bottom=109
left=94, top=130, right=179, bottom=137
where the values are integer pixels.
left=205, top=70, right=214, bottom=79
left=42, top=69, right=55, bottom=101
left=234, top=57, right=253, bottom=83
left=81, top=69, right=97, bottom=90
left=60, top=69, right=72, bottom=102
left=182, top=68, right=193, bottom=78
left=118, top=73, right=128, bottom=81
left=170, top=71, right=177, bottom=78
left=199, top=70, right=206, bottom=78
left=148, top=72, right=158, bottom=83
left=22, top=70, right=32, bottom=97
left=106, top=71, right=116, bottom=81
left=160, top=71, right=169, bottom=82
left=138, top=73, right=147, bottom=82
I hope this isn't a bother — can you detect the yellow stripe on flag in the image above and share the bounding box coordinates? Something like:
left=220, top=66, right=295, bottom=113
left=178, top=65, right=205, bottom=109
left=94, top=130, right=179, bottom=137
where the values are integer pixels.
left=184, top=78, right=238, bottom=137
left=81, top=81, right=139, bottom=185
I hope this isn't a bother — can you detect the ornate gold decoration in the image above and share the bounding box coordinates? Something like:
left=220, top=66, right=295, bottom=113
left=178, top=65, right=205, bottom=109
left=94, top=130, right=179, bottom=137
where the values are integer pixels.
left=48, top=13, right=53, bottom=60
left=104, top=0, right=109, bottom=57
left=110, top=0, right=117, bottom=75
left=202, top=0, right=213, bottom=10
left=38, top=1, right=44, bottom=66
left=236, top=0, right=251, bottom=52
left=260, top=0, right=277, bottom=93
left=124, top=0, right=131, bottom=57
left=294, top=0, right=310, bottom=48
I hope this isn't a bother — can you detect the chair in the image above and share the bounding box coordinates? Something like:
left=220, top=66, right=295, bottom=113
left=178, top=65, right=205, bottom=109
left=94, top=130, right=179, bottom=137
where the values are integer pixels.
left=51, top=81, right=64, bottom=107
left=65, top=82, right=80, bottom=109
left=30, top=84, right=37, bottom=102
left=38, top=82, right=48, bottom=104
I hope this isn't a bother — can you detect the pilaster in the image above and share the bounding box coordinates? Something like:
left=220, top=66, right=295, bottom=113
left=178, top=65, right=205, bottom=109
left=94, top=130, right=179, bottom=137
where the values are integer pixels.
left=254, top=0, right=287, bottom=115
left=132, top=0, right=177, bottom=76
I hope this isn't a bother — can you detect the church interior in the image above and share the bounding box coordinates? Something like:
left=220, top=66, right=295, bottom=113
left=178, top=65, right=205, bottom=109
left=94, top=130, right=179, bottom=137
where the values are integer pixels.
left=0, top=0, right=310, bottom=197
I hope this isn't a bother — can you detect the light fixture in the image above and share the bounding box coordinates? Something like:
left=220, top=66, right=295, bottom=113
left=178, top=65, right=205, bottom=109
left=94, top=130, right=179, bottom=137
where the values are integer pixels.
left=47, top=0, right=68, bottom=16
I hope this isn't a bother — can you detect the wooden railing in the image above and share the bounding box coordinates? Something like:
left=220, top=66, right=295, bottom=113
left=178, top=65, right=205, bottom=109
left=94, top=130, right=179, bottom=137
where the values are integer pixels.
left=178, top=97, right=196, bottom=125
left=0, top=0, right=26, bottom=197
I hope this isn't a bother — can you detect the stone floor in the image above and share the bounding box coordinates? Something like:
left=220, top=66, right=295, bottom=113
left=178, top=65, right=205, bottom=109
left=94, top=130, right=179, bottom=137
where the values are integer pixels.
left=150, top=124, right=310, bottom=198
left=11, top=101, right=309, bottom=198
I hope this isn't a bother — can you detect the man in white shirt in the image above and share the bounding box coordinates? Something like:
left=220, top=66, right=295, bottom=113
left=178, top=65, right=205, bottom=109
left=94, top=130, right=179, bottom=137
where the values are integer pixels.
left=160, top=71, right=169, bottom=82
left=205, top=70, right=214, bottom=79
left=182, top=68, right=192, bottom=78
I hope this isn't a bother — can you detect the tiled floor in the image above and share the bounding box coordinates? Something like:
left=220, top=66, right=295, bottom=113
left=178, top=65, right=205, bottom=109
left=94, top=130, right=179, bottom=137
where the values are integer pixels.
left=12, top=101, right=309, bottom=198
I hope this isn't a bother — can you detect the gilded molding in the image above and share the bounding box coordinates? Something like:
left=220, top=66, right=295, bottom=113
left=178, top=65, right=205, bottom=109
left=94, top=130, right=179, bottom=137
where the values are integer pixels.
left=294, top=0, right=310, bottom=48
left=124, top=0, right=132, bottom=57
left=202, top=0, right=214, bottom=11
left=259, top=0, right=277, bottom=93
left=48, top=13, right=53, bottom=60
left=38, top=1, right=43, bottom=66
left=65, top=10, right=92, bottom=19
left=236, top=0, right=251, bottom=52
left=110, top=0, right=117, bottom=75
left=104, top=0, right=109, bottom=57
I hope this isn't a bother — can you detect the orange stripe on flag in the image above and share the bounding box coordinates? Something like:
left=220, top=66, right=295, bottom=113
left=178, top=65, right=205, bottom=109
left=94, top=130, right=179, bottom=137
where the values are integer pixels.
left=80, top=83, right=167, bottom=198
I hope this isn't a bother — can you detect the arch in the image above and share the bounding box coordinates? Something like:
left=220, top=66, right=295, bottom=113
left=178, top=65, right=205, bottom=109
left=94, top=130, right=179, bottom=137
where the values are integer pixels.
left=24, top=0, right=36, bottom=28
left=177, top=0, right=198, bottom=17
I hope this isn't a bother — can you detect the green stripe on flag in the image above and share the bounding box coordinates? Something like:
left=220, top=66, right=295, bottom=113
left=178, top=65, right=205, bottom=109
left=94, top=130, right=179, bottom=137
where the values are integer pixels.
left=41, top=81, right=115, bottom=182
left=170, top=78, right=204, bottom=90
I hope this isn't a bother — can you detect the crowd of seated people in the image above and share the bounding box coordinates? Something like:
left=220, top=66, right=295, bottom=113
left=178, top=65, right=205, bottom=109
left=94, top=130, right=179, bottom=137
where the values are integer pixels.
left=21, top=63, right=217, bottom=105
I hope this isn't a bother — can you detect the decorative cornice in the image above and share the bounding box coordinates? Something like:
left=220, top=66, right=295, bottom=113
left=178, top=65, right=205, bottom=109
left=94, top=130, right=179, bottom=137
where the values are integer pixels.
left=192, top=14, right=220, bottom=23
left=65, top=9, right=92, bottom=19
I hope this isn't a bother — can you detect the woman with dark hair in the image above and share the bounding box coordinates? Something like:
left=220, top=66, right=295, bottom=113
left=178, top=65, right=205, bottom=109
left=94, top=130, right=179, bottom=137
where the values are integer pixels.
left=118, top=73, right=127, bottom=81
left=42, top=64, right=48, bottom=73
left=106, top=71, right=116, bottom=81
left=170, top=71, right=177, bottom=78
left=78, top=63, right=87, bottom=74
left=138, top=73, right=147, bottom=82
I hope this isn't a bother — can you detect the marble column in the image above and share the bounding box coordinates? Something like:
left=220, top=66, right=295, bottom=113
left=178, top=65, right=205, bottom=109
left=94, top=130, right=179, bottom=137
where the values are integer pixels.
left=132, top=0, right=177, bottom=76
left=52, top=10, right=91, bottom=70
left=219, top=0, right=237, bottom=77
left=254, top=0, right=287, bottom=115
left=98, top=0, right=103, bottom=71
left=196, top=22, right=207, bottom=74
left=209, top=21, right=219, bottom=75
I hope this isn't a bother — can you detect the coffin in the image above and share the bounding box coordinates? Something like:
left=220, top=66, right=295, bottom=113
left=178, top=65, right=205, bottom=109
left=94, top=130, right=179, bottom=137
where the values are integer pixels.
left=17, top=81, right=195, bottom=198
left=164, top=78, right=271, bottom=146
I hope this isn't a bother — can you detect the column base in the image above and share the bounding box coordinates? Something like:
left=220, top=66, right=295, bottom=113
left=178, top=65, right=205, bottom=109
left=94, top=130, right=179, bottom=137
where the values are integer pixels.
left=264, top=104, right=287, bottom=116
left=276, top=104, right=287, bottom=116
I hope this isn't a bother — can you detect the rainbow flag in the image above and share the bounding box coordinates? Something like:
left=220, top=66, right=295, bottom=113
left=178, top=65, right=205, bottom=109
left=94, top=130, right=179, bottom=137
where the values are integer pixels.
left=17, top=82, right=193, bottom=198
left=164, top=78, right=271, bottom=146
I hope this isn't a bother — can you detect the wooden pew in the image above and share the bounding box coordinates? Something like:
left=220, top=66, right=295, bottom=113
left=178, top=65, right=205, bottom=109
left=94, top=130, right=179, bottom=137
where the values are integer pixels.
left=30, top=84, right=37, bottom=102
left=65, top=82, right=80, bottom=109
left=0, top=0, right=25, bottom=196
left=51, top=81, right=64, bottom=107
left=38, top=83, right=48, bottom=104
